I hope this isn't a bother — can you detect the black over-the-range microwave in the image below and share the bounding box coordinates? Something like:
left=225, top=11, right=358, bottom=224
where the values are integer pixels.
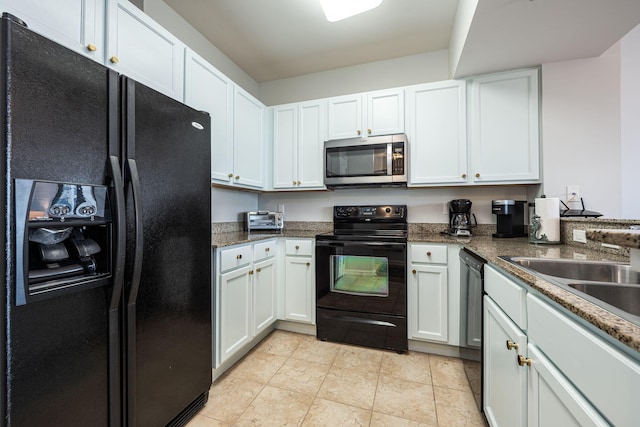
left=323, top=133, right=407, bottom=188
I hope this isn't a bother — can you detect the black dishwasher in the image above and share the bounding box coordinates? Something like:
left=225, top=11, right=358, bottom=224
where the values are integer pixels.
left=459, top=247, right=486, bottom=411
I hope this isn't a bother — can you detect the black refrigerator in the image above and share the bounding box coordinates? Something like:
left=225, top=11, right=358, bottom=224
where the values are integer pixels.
left=0, top=14, right=212, bottom=426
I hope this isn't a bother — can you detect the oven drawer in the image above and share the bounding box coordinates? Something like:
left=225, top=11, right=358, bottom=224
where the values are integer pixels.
left=286, top=239, right=313, bottom=256
left=410, top=244, right=448, bottom=264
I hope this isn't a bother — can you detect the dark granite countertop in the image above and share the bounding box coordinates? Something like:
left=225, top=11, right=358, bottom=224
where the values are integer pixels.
left=212, top=228, right=639, bottom=353
left=586, top=229, right=640, bottom=249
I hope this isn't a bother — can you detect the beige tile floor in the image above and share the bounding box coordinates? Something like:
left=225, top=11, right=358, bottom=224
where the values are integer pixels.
left=187, top=330, right=488, bottom=427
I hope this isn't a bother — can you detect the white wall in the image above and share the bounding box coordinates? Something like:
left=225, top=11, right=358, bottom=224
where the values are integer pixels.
left=259, top=50, right=450, bottom=106
left=211, top=187, right=258, bottom=222
left=541, top=50, right=622, bottom=218
left=258, top=186, right=529, bottom=224
left=621, top=24, right=640, bottom=219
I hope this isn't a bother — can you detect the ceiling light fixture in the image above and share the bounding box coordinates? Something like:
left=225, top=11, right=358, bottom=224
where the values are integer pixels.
left=319, top=0, right=383, bottom=22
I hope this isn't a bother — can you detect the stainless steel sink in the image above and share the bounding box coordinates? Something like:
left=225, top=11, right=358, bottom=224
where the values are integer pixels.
left=503, top=256, right=640, bottom=284
left=567, top=282, right=640, bottom=317
left=499, top=256, right=640, bottom=324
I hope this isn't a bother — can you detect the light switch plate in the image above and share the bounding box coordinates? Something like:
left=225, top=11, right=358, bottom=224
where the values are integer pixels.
left=572, top=229, right=587, bottom=243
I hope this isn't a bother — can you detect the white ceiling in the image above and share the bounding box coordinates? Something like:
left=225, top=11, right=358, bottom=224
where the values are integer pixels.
left=164, top=0, right=640, bottom=83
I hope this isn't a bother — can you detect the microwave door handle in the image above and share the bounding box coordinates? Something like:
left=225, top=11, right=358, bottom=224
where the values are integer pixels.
left=387, top=143, right=393, bottom=176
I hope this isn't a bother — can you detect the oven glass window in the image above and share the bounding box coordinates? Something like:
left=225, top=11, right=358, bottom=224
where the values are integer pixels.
left=325, top=144, right=388, bottom=177
left=330, top=255, right=389, bottom=297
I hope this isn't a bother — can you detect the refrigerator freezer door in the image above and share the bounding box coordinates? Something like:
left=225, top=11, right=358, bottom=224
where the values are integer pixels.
left=1, top=16, right=120, bottom=426
left=122, top=78, right=212, bottom=426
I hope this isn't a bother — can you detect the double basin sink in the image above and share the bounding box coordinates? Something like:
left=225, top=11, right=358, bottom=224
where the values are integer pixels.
left=500, top=256, right=640, bottom=324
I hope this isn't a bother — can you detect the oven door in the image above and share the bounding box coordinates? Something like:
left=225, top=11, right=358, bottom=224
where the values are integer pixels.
left=316, top=239, right=406, bottom=316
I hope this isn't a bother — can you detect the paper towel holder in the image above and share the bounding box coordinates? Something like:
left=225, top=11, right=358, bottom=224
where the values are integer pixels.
left=530, top=196, right=562, bottom=245
left=492, top=200, right=527, bottom=238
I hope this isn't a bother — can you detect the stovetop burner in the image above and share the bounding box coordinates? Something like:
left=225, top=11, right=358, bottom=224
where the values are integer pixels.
left=316, top=205, right=408, bottom=242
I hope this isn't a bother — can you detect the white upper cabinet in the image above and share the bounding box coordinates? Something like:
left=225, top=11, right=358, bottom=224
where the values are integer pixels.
left=0, top=0, right=105, bottom=61
left=327, top=88, right=404, bottom=140
left=232, top=87, right=265, bottom=189
left=105, top=0, right=185, bottom=101
left=273, top=100, right=326, bottom=190
left=406, top=80, right=468, bottom=186
left=184, top=50, right=234, bottom=184
left=469, top=68, right=540, bottom=184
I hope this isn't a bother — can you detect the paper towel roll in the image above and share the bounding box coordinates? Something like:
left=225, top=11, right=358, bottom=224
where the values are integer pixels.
left=534, top=197, right=560, bottom=243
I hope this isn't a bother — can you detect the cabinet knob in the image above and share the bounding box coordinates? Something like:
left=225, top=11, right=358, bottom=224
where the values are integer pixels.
left=256, top=268, right=261, bottom=273
left=357, top=129, right=361, bottom=135
left=109, top=56, right=119, bottom=64
left=426, top=251, right=432, bottom=257
left=517, top=355, right=532, bottom=367
left=306, top=262, right=310, bottom=267
left=228, top=173, right=234, bottom=178
left=235, top=175, right=240, bottom=180
left=475, top=173, right=480, bottom=178
left=297, top=180, right=301, bottom=185
left=265, top=247, right=270, bottom=252
left=236, top=254, right=242, bottom=260
left=293, top=180, right=297, bottom=185
left=86, top=43, right=97, bottom=52
left=412, top=269, right=416, bottom=274
left=461, top=173, right=467, bottom=179
left=367, top=128, right=371, bottom=134
left=506, top=340, right=519, bottom=351
left=249, top=270, right=254, bottom=275
left=295, top=245, right=300, bottom=250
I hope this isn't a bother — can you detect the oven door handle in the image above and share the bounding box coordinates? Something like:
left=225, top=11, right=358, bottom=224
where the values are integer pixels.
left=316, top=240, right=406, bottom=249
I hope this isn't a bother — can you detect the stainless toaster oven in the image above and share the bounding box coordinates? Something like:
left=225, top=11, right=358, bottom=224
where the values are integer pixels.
left=245, top=211, right=283, bottom=232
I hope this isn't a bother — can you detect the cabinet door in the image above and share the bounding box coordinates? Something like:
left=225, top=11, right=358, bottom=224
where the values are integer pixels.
left=327, top=95, right=362, bottom=139
left=0, top=0, right=104, bottom=61
left=527, top=344, right=608, bottom=427
left=284, top=256, right=314, bottom=324
left=469, top=69, right=539, bottom=183
left=233, top=87, right=265, bottom=188
left=484, top=296, right=527, bottom=427
left=253, top=257, right=276, bottom=336
left=105, top=0, right=185, bottom=101
left=406, top=81, right=468, bottom=185
left=219, top=265, right=252, bottom=364
left=272, top=104, right=298, bottom=188
left=367, top=89, right=404, bottom=136
left=297, top=100, right=326, bottom=188
left=408, top=264, right=448, bottom=342
left=184, top=50, right=234, bottom=183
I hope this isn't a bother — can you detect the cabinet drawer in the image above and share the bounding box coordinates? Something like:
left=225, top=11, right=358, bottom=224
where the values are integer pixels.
left=285, top=239, right=313, bottom=256
left=484, top=265, right=527, bottom=329
left=254, top=239, right=277, bottom=262
left=411, top=244, right=448, bottom=264
left=528, top=294, right=640, bottom=427
left=220, top=244, right=253, bottom=273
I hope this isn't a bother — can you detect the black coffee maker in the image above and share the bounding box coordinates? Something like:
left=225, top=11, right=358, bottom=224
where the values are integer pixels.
left=448, top=199, right=477, bottom=236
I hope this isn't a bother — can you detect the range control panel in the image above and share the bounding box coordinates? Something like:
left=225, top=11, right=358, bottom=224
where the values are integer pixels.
left=334, top=205, right=407, bottom=221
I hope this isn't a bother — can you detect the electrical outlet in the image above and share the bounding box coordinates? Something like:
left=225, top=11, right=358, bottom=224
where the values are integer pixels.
left=566, top=185, right=580, bottom=202
left=572, top=229, right=587, bottom=243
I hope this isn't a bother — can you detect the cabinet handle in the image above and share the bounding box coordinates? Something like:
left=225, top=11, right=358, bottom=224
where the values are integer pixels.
left=357, top=129, right=361, bottom=135
left=517, top=355, right=532, bottom=367
left=249, top=270, right=254, bottom=275
left=236, top=254, right=242, bottom=260
left=506, top=340, right=519, bottom=351
left=256, top=268, right=261, bottom=273
left=475, top=173, right=480, bottom=178
left=367, top=128, right=371, bottom=134
left=426, top=251, right=432, bottom=257
left=86, top=43, right=97, bottom=52
left=295, top=245, right=300, bottom=250
left=293, top=180, right=297, bottom=185
left=461, top=173, right=467, bottom=179
left=228, top=173, right=234, bottom=178
left=297, top=180, right=301, bottom=185
left=265, top=248, right=270, bottom=252
left=235, top=175, right=240, bottom=180
left=412, top=269, right=416, bottom=274
left=306, top=262, right=310, bottom=267
left=109, top=56, right=119, bottom=64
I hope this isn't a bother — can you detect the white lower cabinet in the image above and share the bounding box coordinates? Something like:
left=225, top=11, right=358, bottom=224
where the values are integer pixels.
left=485, top=264, right=640, bottom=427
left=283, top=239, right=315, bottom=324
left=215, top=240, right=277, bottom=367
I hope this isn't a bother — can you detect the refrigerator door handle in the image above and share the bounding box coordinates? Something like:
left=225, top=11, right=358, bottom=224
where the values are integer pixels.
left=126, top=157, right=144, bottom=305
left=108, top=155, right=126, bottom=309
